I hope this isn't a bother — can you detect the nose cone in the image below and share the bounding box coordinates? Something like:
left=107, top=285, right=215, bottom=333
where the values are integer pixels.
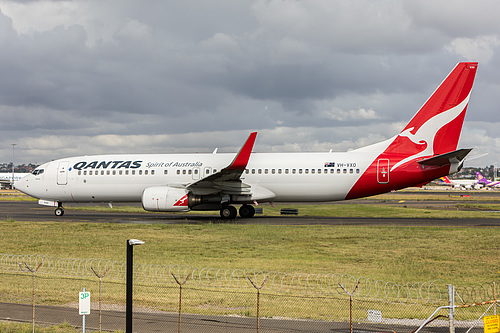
left=14, top=174, right=33, bottom=196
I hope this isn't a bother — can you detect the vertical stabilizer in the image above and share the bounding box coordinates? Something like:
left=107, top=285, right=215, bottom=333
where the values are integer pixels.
left=388, top=62, right=477, bottom=171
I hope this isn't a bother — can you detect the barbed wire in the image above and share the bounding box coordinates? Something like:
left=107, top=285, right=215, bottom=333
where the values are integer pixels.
left=0, top=253, right=493, bottom=304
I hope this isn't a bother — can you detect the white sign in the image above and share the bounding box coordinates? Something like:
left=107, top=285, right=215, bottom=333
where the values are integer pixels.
left=367, top=309, right=382, bottom=322
left=79, top=291, right=91, bottom=315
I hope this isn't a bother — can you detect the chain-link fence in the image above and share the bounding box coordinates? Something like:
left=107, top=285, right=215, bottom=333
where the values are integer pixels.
left=0, top=253, right=497, bottom=332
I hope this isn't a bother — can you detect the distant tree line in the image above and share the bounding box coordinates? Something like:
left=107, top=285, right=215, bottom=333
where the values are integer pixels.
left=0, top=163, right=39, bottom=173
left=453, top=165, right=498, bottom=180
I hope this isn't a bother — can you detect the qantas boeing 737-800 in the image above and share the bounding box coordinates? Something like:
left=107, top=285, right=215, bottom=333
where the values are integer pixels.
left=16, top=62, right=478, bottom=219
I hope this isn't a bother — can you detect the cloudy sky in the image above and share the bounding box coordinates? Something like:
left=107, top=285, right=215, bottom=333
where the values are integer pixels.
left=1, top=0, right=499, bottom=167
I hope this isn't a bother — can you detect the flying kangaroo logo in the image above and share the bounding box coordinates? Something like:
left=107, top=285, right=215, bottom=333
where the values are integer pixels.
left=173, top=194, right=188, bottom=207
left=390, top=94, right=470, bottom=172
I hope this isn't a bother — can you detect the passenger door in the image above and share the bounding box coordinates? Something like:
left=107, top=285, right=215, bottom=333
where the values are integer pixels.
left=57, top=161, right=69, bottom=185
left=377, top=159, right=389, bottom=184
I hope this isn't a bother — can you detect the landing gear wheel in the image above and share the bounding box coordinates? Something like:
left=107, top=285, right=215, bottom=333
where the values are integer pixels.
left=54, top=207, right=65, bottom=216
left=220, top=205, right=237, bottom=219
left=239, top=205, right=255, bottom=218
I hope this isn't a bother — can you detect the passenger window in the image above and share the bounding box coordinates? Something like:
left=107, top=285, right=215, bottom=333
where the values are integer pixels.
left=311, top=169, right=315, bottom=174
left=83, top=171, right=87, bottom=176
left=292, top=169, right=296, bottom=174
left=78, top=171, right=82, bottom=175
left=343, top=169, right=347, bottom=174
left=285, top=169, right=289, bottom=174
left=258, top=169, right=262, bottom=174
left=112, top=170, right=116, bottom=175
left=265, top=169, right=269, bottom=174
left=305, top=169, right=309, bottom=174
left=139, top=170, right=142, bottom=175
left=101, top=170, right=105, bottom=175
left=107, top=170, right=110, bottom=175
left=299, top=169, right=302, bottom=174
left=252, top=169, right=255, bottom=174
left=164, top=170, right=168, bottom=175
left=350, top=169, right=353, bottom=174
left=177, top=170, right=180, bottom=175
left=272, top=169, right=275, bottom=174
left=145, top=170, right=149, bottom=175
left=278, top=169, right=282, bottom=174
left=125, top=170, right=129, bottom=175
left=119, top=170, right=122, bottom=175
left=356, top=169, right=360, bottom=174
left=245, top=169, right=249, bottom=174
left=131, top=170, right=135, bottom=175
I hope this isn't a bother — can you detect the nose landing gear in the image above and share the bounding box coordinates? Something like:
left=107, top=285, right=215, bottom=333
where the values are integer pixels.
left=54, top=203, right=64, bottom=216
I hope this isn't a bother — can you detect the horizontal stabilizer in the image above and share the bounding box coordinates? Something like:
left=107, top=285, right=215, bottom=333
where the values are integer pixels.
left=417, top=148, right=472, bottom=166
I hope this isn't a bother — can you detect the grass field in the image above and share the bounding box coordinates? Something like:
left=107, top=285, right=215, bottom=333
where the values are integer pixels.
left=1, top=220, right=498, bottom=285
left=0, top=189, right=499, bottom=286
left=0, top=190, right=498, bottom=328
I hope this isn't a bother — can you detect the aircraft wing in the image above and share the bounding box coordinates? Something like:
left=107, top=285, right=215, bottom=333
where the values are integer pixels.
left=187, top=132, right=257, bottom=195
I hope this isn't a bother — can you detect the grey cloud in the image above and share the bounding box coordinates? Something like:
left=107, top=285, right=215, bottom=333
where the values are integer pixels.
left=0, top=1, right=499, bottom=166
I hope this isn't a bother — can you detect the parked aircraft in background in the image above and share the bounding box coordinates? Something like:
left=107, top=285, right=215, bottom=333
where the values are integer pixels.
left=476, top=172, right=500, bottom=188
left=16, top=62, right=478, bottom=218
left=437, top=176, right=481, bottom=190
left=0, top=173, right=30, bottom=189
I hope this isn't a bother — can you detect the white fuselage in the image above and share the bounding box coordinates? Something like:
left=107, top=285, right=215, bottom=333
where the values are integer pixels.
left=16, top=150, right=377, bottom=204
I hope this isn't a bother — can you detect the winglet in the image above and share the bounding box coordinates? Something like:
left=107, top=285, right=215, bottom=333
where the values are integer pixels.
left=227, top=132, right=257, bottom=170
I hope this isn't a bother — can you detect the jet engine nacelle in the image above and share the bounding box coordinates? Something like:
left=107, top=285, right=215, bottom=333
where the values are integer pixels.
left=142, top=186, right=191, bottom=212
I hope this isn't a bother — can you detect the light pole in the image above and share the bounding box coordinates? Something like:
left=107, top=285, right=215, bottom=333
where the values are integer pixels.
left=126, top=239, right=145, bottom=333
left=11, top=143, right=16, bottom=189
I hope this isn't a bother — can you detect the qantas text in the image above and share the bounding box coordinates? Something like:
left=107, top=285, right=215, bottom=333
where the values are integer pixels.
left=73, top=161, right=142, bottom=170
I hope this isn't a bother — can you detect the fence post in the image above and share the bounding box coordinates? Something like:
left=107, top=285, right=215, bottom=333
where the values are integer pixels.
left=19, top=262, right=42, bottom=333
left=494, top=282, right=497, bottom=315
left=172, top=272, right=191, bottom=333
left=339, top=281, right=361, bottom=333
left=248, top=276, right=268, bottom=333
left=448, top=284, right=455, bottom=333
left=91, top=266, right=111, bottom=333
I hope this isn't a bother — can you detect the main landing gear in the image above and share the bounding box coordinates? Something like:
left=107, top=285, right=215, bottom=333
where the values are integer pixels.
left=219, top=204, right=255, bottom=219
left=54, top=203, right=64, bottom=216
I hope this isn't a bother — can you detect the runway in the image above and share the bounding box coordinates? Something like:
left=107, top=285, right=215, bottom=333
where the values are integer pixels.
left=2, top=189, right=500, bottom=226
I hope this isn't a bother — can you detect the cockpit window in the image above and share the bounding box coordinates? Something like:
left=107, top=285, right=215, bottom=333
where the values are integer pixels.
left=32, top=169, right=44, bottom=176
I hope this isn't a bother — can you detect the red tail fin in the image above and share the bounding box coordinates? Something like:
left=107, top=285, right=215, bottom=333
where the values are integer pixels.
left=388, top=62, right=477, bottom=171
left=346, top=63, right=478, bottom=200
